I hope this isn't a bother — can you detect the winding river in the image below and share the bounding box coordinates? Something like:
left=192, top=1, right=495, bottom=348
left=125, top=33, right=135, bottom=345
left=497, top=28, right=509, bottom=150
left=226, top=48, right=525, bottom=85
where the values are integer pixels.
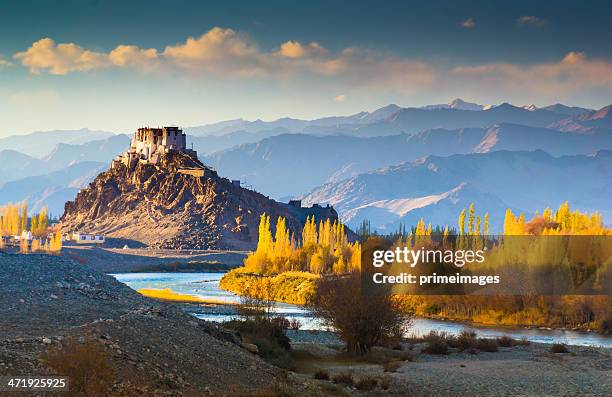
left=112, top=272, right=612, bottom=348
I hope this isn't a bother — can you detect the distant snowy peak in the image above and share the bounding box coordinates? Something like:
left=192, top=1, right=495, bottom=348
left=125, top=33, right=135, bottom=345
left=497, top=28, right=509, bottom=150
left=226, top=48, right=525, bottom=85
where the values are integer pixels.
left=522, top=104, right=538, bottom=112
left=421, top=98, right=484, bottom=111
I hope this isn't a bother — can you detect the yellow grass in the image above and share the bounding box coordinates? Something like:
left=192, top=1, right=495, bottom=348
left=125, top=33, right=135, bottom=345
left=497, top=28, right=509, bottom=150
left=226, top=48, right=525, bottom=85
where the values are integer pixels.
left=137, top=288, right=236, bottom=305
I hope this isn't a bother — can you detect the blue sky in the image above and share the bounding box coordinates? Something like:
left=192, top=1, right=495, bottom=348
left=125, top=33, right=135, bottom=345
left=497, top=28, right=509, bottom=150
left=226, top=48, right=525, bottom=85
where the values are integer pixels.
left=0, top=0, right=611, bottom=136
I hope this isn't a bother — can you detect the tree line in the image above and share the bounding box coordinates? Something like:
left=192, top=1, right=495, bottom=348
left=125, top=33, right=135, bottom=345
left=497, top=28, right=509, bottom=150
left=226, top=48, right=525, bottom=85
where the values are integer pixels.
left=0, top=202, right=62, bottom=253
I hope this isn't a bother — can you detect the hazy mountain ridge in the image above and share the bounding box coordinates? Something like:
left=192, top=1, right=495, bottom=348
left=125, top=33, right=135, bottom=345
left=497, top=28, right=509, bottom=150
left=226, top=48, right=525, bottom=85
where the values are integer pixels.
left=0, top=134, right=130, bottom=188
left=0, top=128, right=118, bottom=158
left=205, top=124, right=612, bottom=198
left=187, top=101, right=603, bottom=138
left=0, top=161, right=106, bottom=216
left=302, top=150, right=612, bottom=233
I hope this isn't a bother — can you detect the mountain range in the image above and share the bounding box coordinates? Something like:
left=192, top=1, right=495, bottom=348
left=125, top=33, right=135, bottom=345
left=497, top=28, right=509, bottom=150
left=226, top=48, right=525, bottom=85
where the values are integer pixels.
left=302, top=150, right=612, bottom=233
left=1, top=100, right=610, bottom=231
left=205, top=123, right=612, bottom=198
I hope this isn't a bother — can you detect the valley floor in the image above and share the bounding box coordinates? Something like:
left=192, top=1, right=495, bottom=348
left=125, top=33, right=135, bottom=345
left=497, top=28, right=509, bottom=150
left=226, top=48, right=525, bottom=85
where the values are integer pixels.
left=1, top=251, right=610, bottom=396
left=287, top=332, right=612, bottom=396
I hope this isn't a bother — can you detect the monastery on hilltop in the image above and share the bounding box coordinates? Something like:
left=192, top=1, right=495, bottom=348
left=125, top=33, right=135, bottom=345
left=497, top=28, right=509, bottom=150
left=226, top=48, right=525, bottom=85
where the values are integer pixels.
left=112, top=126, right=197, bottom=168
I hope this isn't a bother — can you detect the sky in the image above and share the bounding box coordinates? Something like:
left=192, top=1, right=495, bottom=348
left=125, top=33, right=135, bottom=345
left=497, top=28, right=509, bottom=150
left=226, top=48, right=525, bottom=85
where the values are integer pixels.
left=0, top=0, right=611, bottom=136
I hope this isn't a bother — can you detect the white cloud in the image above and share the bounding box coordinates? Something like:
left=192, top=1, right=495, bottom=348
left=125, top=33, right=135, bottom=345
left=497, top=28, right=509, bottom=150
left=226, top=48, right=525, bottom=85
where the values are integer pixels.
left=11, top=28, right=612, bottom=103
left=277, top=41, right=328, bottom=58
left=451, top=52, right=612, bottom=98
left=517, top=16, right=546, bottom=27
left=109, top=45, right=159, bottom=70
left=461, top=18, right=475, bottom=28
left=14, top=38, right=109, bottom=75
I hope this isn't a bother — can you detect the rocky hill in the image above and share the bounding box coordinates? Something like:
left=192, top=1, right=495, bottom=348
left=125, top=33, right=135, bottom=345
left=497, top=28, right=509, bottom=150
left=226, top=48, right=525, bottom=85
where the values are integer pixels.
left=61, top=150, right=337, bottom=250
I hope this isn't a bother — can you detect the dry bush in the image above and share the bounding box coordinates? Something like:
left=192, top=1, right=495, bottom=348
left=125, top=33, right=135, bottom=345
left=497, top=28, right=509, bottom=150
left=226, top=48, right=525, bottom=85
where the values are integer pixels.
left=383, top=360, right=403, bottom=372
left=399, top=350, right=414, bottom=361
left=40, top=335, right=114, bottom=397
left=309, top=273, right=412, bottom=355
left=332, top=372, right=354, bottom=386
left=313, top=369, right=330, bottom=380
left=465, top=347, right=479, bottom=355
left=289, top=318, right=302, bottom=331
left=476, top=338, right=499, bottom=352
left=423, top=331, right=449, bottom=355
left=496, top=335, right=515, bottom=347
left=355, top=376, right=378, bottom=391
left=550, top=343, right=569, bottom=353
left=457, top=330, right=478, bottom=350
left=516, top=337, right=531, bottom=346
left=379, top=375, right=392, bottom=390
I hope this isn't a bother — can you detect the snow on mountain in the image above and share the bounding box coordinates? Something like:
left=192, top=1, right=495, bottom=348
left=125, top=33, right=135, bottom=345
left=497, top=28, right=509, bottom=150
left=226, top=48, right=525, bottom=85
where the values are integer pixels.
left=302, top=150, right=612, bottom=233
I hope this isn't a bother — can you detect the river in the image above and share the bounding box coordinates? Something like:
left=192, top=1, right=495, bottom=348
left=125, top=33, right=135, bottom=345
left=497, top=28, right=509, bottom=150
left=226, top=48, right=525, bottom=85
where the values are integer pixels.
left=111, top=272, right=612, bottom=348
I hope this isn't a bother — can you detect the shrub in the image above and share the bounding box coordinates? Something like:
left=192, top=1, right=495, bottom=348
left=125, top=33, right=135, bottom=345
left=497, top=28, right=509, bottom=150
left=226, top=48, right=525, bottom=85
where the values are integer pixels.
left=457, top=330, right=478, bottom=350
left=423, top=331, right=449, bottom=355
left=309, top=271, right=412, bottom=355
left=254, top=339, right=292, bottom=369
left=399, top=350, right=414, bottom=361
left=496, top=335, right=515, bottom=347
left=516, top=337, right=531, bottom=346
left=40, top=335, right=114, bottom=397
left=465, top=347, right=479, bottom=355
left=355, top=376, right=378, bottom=391
left=476, top=338, right=499, bottom=352
left=289, top=318, right=302, bottom=331
left=224, top=318, right=291, bottom=350
left=271, top=316, right=291, bottom=330
left=379, top=375, right=392, bottom=390
left=550, top=343, right=569, bottom=353
left=224, top=317, right=292, bottom=368
left=313, top=369, right=330, bottom=380
left=383, top=360, right=403, bottom=372
left=332, top=372, right=354, bottom=386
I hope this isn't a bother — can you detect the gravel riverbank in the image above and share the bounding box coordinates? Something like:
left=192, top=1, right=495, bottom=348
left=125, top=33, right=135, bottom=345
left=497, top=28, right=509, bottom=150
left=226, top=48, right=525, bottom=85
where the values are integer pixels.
left=0, top=252, right=281, bottom=395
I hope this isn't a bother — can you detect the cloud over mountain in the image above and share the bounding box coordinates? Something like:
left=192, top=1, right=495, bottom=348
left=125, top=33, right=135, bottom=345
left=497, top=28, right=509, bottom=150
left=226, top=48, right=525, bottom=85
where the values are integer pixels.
left=12, top=27, right=612, bottom=104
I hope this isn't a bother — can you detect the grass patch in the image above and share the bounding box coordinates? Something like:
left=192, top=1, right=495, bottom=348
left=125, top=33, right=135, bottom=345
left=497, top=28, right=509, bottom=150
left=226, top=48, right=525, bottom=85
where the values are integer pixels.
left=137, top=288, right=236, bottom=305
left=355, top=376, right=378, bottom=391
left=332, top=372, right=354, bottom=386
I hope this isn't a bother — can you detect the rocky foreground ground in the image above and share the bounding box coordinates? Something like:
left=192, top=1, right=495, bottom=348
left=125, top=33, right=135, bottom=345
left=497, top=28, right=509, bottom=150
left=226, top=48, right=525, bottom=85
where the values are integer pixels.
left=288, top=337, right=612, bottom=396
left=1, top=252, right=611, bottom=396
left=0, top=252, right=281, bottom=395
